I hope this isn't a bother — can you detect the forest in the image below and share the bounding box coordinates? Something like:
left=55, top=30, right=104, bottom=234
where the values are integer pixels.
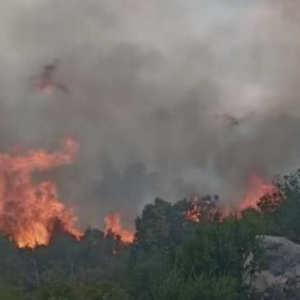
left=1, top=169, right=300, bottom=300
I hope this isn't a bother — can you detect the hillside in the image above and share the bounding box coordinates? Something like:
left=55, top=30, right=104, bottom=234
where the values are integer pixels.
left=0, top=169, right=300, bottom=300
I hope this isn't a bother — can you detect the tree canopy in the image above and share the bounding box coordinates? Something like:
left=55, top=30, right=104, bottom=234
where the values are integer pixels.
left=1, top=169, right=300, bottom=300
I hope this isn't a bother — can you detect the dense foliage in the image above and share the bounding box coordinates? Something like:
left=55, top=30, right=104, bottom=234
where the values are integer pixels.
left=2, top=169, right=300, bottom=299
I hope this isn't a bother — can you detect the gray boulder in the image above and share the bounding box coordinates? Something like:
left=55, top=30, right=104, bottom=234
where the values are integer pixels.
left=252, top=235, right=300, bottom=297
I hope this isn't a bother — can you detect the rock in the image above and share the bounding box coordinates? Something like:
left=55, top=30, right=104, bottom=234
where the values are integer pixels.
left=261, top=236, right=300, bottom=276
left=252, top=236, right=300, bottom=293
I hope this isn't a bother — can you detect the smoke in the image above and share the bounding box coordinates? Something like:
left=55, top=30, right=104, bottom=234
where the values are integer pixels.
left=0, top=0, right=299, bottom=228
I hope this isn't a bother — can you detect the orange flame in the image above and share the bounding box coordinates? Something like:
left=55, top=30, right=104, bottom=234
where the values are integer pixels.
left=239, top=173, right=274, bottom=211
left=104, top=213, right=134, bottom=244
left=186, top=196, right=201, bottom=222
left=0, top=137, right=83, bottom=249
left=185, top=173, right=276, bottom=223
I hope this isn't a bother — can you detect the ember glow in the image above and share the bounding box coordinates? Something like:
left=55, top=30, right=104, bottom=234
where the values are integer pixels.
left=104, top=212, right=134, bottom=244
left=185, top=173, right=276, bottom=223
left=0, top=137, right=83, bottom=249
left=186, top=196, right=201, bottom=222
left=239, top=173, right=275, bottom=211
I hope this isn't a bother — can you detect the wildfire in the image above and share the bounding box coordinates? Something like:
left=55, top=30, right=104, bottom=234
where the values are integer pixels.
left=186, top=196, right=201, bottom=222
left=239, top=173, right=275, bottom=211
left=185, top=173, right=276, bottom=223
left=104, top=212, right=134, bottom=244
left=0, top=137, right=83, bottom=249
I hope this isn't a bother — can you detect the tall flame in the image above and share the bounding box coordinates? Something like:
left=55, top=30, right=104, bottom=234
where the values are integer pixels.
left=104, top=212, right=134, bottom=244
left=0, top=137, right=83, bottom=249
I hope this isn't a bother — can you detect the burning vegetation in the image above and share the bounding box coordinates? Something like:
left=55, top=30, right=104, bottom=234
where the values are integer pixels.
left=0, top=160, right=297, bottom=300
left=239, top=173, right=276, bottom=211
left=0, top=137, right=82, bottom=249
left=0, top=135, right=135, bottom=249
left=185, top=173, right=278, bottom=224
left=104, top=212, right=135, bottom=244
left=0, top=145, right=277, bottom=250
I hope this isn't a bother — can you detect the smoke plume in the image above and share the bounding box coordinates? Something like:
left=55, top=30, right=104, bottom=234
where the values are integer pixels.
left=0, top=0, right=299, bottom=228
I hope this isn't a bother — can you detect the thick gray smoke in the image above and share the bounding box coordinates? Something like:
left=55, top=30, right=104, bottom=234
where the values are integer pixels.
left=0, top=0, right=299, bottom=228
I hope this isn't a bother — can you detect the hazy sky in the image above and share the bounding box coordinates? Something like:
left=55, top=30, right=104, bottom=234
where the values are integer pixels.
left=0, top=0, right=299, bottom=229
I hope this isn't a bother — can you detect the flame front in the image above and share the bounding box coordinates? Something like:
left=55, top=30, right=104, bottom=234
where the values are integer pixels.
left=0, top=137, right=83, bottom=249
left=239, top=173, right=275, bottom=211
left=104, top=212, right=134, bottom=244
left=185, top=173, right=276, bottom=223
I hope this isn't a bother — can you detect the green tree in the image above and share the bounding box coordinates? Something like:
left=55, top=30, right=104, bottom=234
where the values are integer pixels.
left=179, top=275, right=237, bottom=300
left=33, top=278, right=74, bottom=300
left=76, top=282, right=130, bottom=300
left=179, top=215, right=265, bottom=299
left=257, top=170, right=300, bottom=243
left=156, top=271, right=237, bottom=300
left=0, top=283, right=25, bottom=300
left=128, top=198, right=174, bottom=299
left=274, top=170, right=300, bottom=242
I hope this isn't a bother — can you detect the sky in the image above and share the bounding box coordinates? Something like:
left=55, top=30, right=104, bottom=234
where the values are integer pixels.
left=0, top=0, right=299, bottom=229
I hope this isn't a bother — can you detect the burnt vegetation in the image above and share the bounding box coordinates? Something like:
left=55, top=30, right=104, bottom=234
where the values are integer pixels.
left=1, top=170, right=300, bottom=299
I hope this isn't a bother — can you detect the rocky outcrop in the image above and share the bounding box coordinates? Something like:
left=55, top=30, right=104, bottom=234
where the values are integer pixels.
left=252, top=236, right=300, bottom=299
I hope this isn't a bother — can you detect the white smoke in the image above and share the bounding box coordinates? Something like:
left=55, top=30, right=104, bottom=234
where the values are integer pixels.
left=0, top=0, right=299, bottom=228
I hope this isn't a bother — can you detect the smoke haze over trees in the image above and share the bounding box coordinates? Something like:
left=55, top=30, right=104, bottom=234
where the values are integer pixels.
left=0, top=0, right=299, bottom=228
left=0, top=168, right=300, bottom=299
